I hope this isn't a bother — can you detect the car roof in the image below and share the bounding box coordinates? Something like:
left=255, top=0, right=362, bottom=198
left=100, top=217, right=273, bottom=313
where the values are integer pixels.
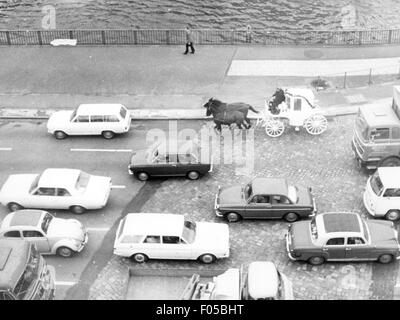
left=247, top=261, right=279, bottom=299
left=77, top=104, right=126, bottom=115
left=359, top=103, right=399, bottom=127
left=251, top=178, right=288, bottom=196
left=2, top=210, right=45, bottom=229
left=317, top=212, right=362, bottom=236
left=285, top=88, right=315, bottom=106
left=38, top=168, right=81, bottom=188
left=121, top=213, right=185, bottom=237
left=0, top=239, right=31, bottom=291
left=377, top=167, right=400, bottom=188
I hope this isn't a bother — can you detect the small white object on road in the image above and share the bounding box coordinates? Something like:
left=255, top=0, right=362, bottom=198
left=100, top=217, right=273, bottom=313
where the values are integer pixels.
left=55, top=281, right=77, bottom=286
left=86, top=227, right=110, bottom=232
left=0, top=148, right=12, bottom=151
left=50, top=39, right=77, bottom=46
left=70, top=148, right=133, bottom=153
left=111, top=185, right=126, bottom=189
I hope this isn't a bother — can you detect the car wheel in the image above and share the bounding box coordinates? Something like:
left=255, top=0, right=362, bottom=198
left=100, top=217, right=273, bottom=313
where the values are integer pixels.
left=284, top=212, right=299, bottom=222
left=225, top=212, right=242, bottom=223
left=7, top=202, right=23, bottom=212
left=57, top=246, right=74, bottom=258
left=187, top=171, right=200, bottom=180
left=378, top=254, right=393, bottom=264
left=198, top=254, right=216, bottom=264
left=54, top=131, right=67, bottom=140
left=70, top=205, right=86, bottom=215
left=385, top=210, right=400, bottom=221
left=308, top=256, right=325, bottom=266
left=102, top=131, right=115, bottom=139
left=136, top=172, right=149, bottom=181
left=131, top=253, right=148, bottom=263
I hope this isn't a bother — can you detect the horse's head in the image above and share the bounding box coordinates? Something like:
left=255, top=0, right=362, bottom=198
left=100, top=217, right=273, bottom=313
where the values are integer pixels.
left=203, top=97, right=214, bottom=109
left=206, top=105, right=212, bottom=116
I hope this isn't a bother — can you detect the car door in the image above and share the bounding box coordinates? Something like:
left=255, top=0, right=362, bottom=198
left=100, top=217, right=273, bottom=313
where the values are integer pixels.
left=322, top=237, right=346, bottom=260
left=345, top=237, right=371, bottom=260
left=53, top=188, right=73, bottom=209
left=270, top=195, right=293, bottom=218
left=141, top=235, right=163, bottom=259
left=160, top=236, right=192, bottom=259
left=177, top=153, right=195, bottom=176
left=245, top=194, right=273, bottom=219
left=70, top=115, right=90, bottom=135
left=151, top=154, right=173, bottom=176
left=382, top=188, right=400, bottom=214
left=89, top=115, right=104, bottom=135
left=22, top=230, right=51, bottom=253
left=29, top=187, right=57, bottom=209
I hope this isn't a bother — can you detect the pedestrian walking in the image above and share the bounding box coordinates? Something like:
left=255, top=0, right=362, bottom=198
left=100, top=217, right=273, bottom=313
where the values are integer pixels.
left=184, top=26, right=195, bottom=54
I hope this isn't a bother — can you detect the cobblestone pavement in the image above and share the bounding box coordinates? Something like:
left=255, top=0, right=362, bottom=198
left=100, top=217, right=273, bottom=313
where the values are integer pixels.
left=89, top=115, right=399, bottom=300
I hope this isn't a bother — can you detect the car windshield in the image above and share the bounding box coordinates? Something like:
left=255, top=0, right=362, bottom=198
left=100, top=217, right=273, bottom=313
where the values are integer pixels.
left=287, top=185, right=298, bottom=203
left=370, top=171, right=384, bottom=196
left=182, top=220, right=196, bottom=244
left=29, top=174, right=42, bottom=193
left=356, top=113, right=369, bottom=141
left=310, top=217, right=318, bottom=241
left=41, top=212, right=53, bottom=234
left=70, top=109, right=77, bottom=121
left=75, top=171, right=90, bottom=192
left=362, top=220, right=370, bottom=243
left=244, top=182, right=253, bottom=199
left=13, top=246, right=40, bottom=300
left=120, top=107, right=127, bottom=119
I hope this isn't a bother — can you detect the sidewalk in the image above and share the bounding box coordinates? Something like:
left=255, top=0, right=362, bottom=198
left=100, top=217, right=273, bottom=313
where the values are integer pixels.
left=0, top=45, right=399, bottom=118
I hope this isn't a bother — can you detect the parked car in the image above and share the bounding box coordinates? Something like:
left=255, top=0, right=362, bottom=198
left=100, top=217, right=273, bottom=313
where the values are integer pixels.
left=128, top=140, right=212, bottom=181
left=113, top=213, right=229, bottom=264
left=286, top=212, right=400, bottom=265
left=47, top=103, right=131, bottom=139
left=0, top=168, right=112, bottom=214
left=0, top=210, right=88, bottom=257
left=214, top=177, right=316, bottom=222
left=363, top=167, right=400, bottom=221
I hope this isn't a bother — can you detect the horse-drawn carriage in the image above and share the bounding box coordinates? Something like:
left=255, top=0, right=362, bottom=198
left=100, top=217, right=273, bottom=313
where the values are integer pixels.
left=257, top=88, right=328, bottom=137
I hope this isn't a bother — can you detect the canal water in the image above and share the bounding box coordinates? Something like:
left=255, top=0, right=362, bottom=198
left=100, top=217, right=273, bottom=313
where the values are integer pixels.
left=0, top=0, right=399, bottom=30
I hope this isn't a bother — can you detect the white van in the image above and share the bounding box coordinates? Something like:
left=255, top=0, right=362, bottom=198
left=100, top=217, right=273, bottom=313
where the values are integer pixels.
left=363, top=167, right=400, bottom=221
left=47, top=104, right=131, bottom=139
left=113, top=213, right=230, bottom=264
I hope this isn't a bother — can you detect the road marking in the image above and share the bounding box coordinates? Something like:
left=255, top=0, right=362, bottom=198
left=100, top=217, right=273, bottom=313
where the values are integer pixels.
left=86, top=227, right=110, bottom=232
left=111, top=185, right=126, bottom=189
left=0, top=148, right=12, bottom=151
left=55, top=281, right=77, bottom=286
left=346, top=94, right=367, bottom=104
left=71, top=148, right=132, bottom=153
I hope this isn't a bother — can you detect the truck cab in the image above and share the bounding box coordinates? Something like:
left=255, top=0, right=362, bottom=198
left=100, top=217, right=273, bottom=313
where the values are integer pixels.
left=0, top=239, right=55, bottom=300
left=352, top=86, right=400, bottom=170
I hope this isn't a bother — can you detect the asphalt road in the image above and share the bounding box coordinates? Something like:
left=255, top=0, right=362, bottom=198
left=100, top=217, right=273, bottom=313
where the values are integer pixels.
left=0, top=119, right=207, bottom=300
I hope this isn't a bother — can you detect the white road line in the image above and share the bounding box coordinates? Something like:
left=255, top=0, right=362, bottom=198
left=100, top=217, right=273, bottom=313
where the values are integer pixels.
left=111, top=185, right=126, bottom=189
left=71, top=148, right=132, bottom=153
left=0, top=148, right=12, bottom=151
left=86, top=227, right=110, bottom=232
left=55, top=281, right=77, bottom=286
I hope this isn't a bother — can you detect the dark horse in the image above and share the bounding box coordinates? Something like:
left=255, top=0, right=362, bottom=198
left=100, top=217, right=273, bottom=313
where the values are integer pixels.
left=268, top=88, right=286, bottom=115
left=203, top=98, right=259, bottom=128
left=205, top=103, right=250, bottom=132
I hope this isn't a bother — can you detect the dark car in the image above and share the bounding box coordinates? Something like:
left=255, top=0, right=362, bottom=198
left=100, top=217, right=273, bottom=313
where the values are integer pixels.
left=128, top=140, right=212, bottom=181
left=286, top=212, right=400, bottom=265
left=214, top=177, right=316, bottom=222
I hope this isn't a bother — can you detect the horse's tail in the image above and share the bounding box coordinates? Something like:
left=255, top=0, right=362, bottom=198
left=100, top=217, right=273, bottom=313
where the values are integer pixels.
left=248, top=105, right=259, bottom=113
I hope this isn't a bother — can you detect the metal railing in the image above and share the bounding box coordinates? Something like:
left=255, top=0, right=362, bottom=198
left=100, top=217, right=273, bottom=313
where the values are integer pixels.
left=0, top=28, right=400, bottom=46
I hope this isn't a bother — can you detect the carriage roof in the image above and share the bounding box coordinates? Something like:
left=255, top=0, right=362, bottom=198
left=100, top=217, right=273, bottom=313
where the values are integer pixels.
left=285, top=88, right=315, bottom=107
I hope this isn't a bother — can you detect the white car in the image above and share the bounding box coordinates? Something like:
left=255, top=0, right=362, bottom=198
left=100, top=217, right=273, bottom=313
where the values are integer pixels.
left=0, top=210, right=88, bottom=257
left=363, top=167, right=400, bottom=221
left=0, top=168, right=112, bottom=214
left=113, top=213, right=230, bottom=263
left=47, top=103, right=131, bottom=139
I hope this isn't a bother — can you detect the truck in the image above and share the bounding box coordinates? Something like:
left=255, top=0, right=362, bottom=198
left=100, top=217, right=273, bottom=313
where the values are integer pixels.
left=352, top=86, right=400, bottom=170
left=0, top=239, right=56, bottom=300
left=126, top=261, right=293, bottom=300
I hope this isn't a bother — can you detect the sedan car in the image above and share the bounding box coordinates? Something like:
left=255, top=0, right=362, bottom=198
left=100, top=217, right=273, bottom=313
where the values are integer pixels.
left=128, top=140, right=212, bottom=181
left=113, top=213, right=229, bottom=264
left=0, top=168, right=112, bottom=214
left=215, top=177, right=316, bottom=222
left=286, top=212, right=400, bottom=265
left=0, top=210, right=88, bottom=257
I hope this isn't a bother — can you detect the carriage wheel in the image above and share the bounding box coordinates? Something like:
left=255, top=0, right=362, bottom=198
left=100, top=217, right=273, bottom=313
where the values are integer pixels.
left=304, top=114, right=328, bottom=135
left=265, top=119, right=285, bottom=137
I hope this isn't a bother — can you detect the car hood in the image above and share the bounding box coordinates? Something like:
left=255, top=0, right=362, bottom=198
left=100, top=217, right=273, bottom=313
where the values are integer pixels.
left=218, top=186, right=246, bottom=206
left=130, top=149, right=151, bottom=166
left=367, top=220, right=399, bottom=246
left=47, top=218, right=86, bottom=241
left=47, top=110, right=73, bottom=126
left=290, top=221, right=314, bottom=248
left=195, top=222, right=230, bottom=251
left=84, top=175, right=112, bottom=202
left=296, top=186, right=314, bottom=207
left=0, top=174, right=37, bottom=197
